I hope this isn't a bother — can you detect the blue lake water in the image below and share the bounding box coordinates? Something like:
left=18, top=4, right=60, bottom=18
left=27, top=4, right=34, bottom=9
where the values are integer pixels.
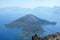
left=0, top=22, right=60, bottom=40
left=0, top=25, right=20, bottom=40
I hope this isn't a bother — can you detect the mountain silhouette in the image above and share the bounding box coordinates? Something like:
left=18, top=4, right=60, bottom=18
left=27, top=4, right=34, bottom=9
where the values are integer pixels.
left=5, top=14, right=56, bottom=37
left=5, top=14, right=56, bottom=27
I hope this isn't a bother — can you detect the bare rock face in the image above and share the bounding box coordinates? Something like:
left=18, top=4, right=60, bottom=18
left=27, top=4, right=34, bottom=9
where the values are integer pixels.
left=43, top=32, right=60, bottom=40
left=5, top=14, right=56, bottom=37
left=32, top=34, right=40, bottom=40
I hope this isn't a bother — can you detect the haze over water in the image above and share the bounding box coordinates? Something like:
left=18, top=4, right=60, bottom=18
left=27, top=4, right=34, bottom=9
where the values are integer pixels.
left=0, top=0, right=60, bottom=40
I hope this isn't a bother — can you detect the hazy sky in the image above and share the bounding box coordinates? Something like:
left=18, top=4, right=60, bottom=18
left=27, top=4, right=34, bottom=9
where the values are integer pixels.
left=0, top=0, right=60, bottom=8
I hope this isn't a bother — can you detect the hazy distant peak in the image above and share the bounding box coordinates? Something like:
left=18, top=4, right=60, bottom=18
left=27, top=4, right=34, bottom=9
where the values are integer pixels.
left=25, top=14, right=34, bottom=16
left=23, top=14, right=38, bottom=22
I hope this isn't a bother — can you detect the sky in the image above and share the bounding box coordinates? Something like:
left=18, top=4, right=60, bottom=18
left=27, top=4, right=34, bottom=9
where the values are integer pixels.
left=0, top=0, right=60, bottom=8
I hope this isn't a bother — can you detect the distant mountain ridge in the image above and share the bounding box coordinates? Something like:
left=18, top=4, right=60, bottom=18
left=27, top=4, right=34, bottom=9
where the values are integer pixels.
left=0, top=7, right=60, bottom=14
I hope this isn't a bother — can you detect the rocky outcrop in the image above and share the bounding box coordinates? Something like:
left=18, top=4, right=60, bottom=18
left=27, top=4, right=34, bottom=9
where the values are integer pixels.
left=32, top=32, right=60, bottom=40
left=42, top=32, right=60, bottom=40
left=32, top=34, right=42, bottom=40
